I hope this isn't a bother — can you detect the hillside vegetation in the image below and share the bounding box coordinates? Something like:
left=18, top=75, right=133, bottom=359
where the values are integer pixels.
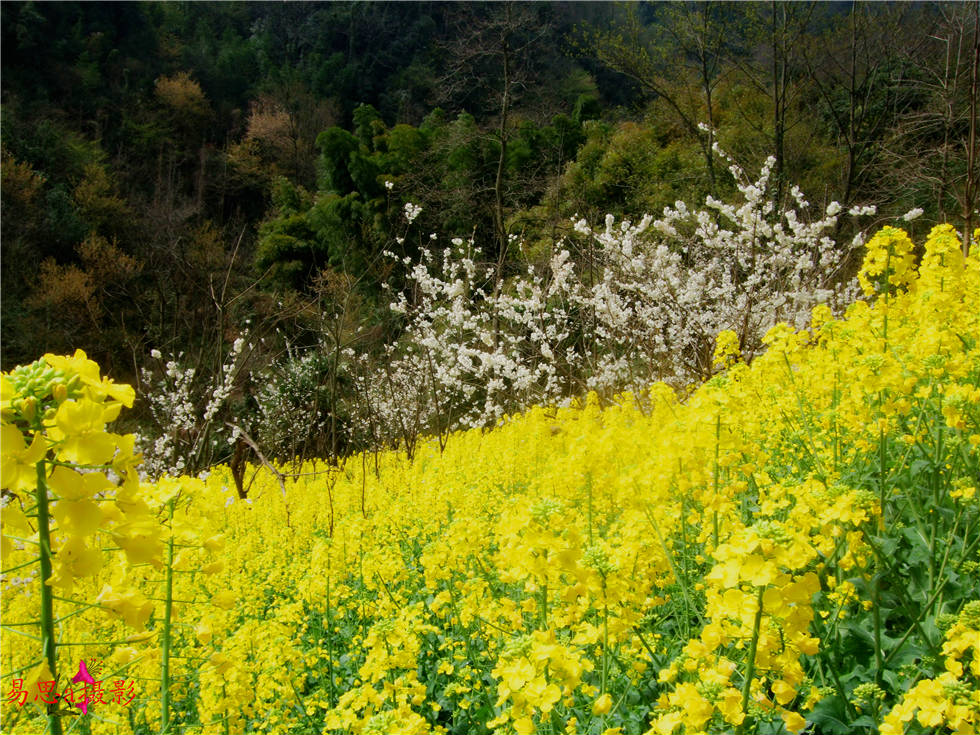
left=3, top=3, right=978, bottom=474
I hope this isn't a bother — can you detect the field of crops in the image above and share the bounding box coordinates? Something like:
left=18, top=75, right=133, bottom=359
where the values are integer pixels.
left=2, top=225, right=979, bottom=734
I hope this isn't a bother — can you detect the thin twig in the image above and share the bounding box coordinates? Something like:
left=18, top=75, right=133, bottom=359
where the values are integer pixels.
left=225, top=423, right=292, bottom=528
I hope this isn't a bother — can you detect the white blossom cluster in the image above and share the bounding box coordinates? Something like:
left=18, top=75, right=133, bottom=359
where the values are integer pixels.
left=378, top=234, right=578, bottom=434
left=347, top=344, right=442, bottom=455
left=139, top=333, right=249, bottom=478
left=565, top=153, right=863, bottom=387
left=253, top=342, right=333, bottom=459
left=358, top=151, right=867, bottom=437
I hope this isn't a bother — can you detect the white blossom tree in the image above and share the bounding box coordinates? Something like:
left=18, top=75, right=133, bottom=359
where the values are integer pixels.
left=352, top=141, right=873, bottom=440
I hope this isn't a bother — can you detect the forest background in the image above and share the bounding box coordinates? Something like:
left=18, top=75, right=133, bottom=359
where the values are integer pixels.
left=2, top=1, right=978, bottom=474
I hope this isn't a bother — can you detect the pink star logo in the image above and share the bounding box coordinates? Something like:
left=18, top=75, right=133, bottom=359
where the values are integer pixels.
left=72, top=660, right=95, bottom=715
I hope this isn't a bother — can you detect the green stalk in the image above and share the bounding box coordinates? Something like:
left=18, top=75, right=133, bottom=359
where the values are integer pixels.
left=712, top=415, right=721, bottom=548
left=874, top=420, right=886, bottom=684
left=35, top=460, right=63, bottom=735
left=447, top=581, right=490, bottom=719
left=736, top=587, right=765, bottom=735
left=862, top=532, right=936, bottom=652
left=878, top=422, right=887, bottom=533
left=540, top=569, right=548, bottom=629
left=223, top=684, right=230, bottom=735
left=326, top=565, right=336, bottom=707
left=832, top=369, right=841, bottom=471
left=881, top=244, right=891, bottom=343
left=3, top=627, right=41, bottom=641
left=600, top=585, right=609, bottom=731
left=1, top=557, right=42, bottom=575
left=600, top=588, right=609, bottom=694
left=679, top=496, right=689, bottom=586
left=929, top=392, right=946, bottom=603
left=872, top=574, right=883, bottom=686
left=1, top=658, right=44, bottom=680
left=586, top=474, right=594, bottom=546
left=643, top=506, right=698, bottom=637
left=160, top=499, right=175, bottom=734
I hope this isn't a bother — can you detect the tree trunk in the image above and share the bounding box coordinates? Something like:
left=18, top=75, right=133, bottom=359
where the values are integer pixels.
left=962, top=3, right=979, bottom=255
left=492, top=4, right=512, bottom=349
left=493, top=5, right=511, bottom=264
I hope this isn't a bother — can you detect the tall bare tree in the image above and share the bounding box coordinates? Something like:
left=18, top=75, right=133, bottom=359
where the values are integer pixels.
left=879, top=3, right=980, bottom=252
left=803, top=4, right=915, bottom=213
left=587, top=2, right=728, bottom=194
left=438, top=3, right=551, bottom=263
left=728, top=2, right=816, bottom=207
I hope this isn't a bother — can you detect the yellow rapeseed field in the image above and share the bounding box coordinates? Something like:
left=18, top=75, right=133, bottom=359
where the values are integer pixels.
left=2, top=225, right=979, bottom=734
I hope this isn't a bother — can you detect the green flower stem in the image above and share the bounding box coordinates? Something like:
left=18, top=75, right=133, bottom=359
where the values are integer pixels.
left=0, top=658, right=45, bottom=681
left=928, top=395, right=946, bottom=605
left=736, top=586, right=765, bottom=735
left=862, top=532, right=935, bottom=649
left=878, top=423, right=887, bottom=532
left=599, top=586, right=609, bottom=689
left=712, top=415, right=721, bottom=548
left=813, top=656, right=859, bottom=722
left=286, top=673, right=319, bottom=730
left=540, top=578, right=548, bottom=630
left=58, top=639, right=147, bottom=646
left=2, top=626, right=42, bottom=641
left=781, top=352, right=827, bottom=482
left=872, top=576, right=883, bottom=685
left=326, top=568, right=336, bottom=707
left=881, top=523, right=973, bottom=667
left=586, top=473, right=594, bottom=546
left=600, top=585, right=609, bottom=732
left=881, top=245, right=891, bottom=342
left=4, top=536, right=41, bottom=546
left=643, top=506, right=699, bottom=637
left=51, top=595, right=95, bottom=606
left=160, top=499, right=175, bottom=735
left=50, top=598, right=111, bottom=624
left=223, top=684, right=230, bottom=735
left=874, top=422, right=886, bottom=684
left=631, top=626, right=658, bottom=663
left=1, top=557, right=42, bottom=574
left=35, top=460, right=63, bottom=735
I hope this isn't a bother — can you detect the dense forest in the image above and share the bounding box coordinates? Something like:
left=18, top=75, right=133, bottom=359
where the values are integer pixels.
left=2, top=1, right=978, bottom=471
